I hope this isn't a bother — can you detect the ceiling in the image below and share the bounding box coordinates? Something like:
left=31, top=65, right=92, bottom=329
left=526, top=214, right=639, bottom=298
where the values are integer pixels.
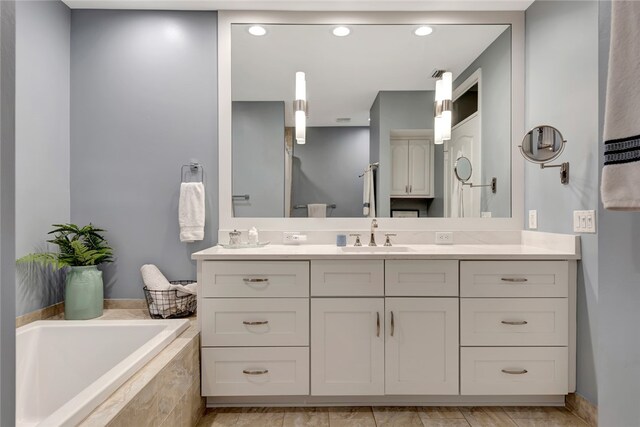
left=62, top=0, right=534, bottom=11
left=232, top=24, right=509, bottom=126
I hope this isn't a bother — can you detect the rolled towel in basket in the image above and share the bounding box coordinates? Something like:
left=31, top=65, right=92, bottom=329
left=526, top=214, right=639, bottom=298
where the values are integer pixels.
left=141, top=264, right=173, bottom=317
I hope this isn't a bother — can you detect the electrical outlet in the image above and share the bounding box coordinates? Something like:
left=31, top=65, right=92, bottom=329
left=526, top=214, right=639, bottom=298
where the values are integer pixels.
left=528, top=210, right=538, bottom=230
left=573, top=210, right=596, bottom=233
left=435, top=232, right=453, bottom=245
left=283, top=232, right=307, bottom=244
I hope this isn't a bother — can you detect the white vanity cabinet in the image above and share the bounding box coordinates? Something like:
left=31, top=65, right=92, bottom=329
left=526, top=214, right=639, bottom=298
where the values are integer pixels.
left=390, top=138, right=435, bottom=197
left=196, top=248, right=577, bottom=405
left=459, top=261, right=571, bottom=396
left=311, top=298, right=385, bottom=395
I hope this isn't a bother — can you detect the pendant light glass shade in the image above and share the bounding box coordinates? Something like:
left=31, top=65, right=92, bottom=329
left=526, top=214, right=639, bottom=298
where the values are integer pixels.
left=433, top=71, right=452, bottom=145
left=295, top=71, right=307, bottom=144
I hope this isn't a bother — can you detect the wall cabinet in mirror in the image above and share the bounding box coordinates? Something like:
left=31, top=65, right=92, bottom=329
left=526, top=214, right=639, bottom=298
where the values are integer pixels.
left=390, top=137, right=434, bottom=198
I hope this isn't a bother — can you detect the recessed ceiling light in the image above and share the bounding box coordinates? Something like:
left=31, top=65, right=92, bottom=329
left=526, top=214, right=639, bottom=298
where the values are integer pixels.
left=414, top=26, right=434, bottom=36
left=248, top=25, right=267, bottom=36
left=332, top=26, right=351, bottom=37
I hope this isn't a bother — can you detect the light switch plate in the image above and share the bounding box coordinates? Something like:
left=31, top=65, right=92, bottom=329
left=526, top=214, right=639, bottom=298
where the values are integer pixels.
left=573, top=210, right=596, bottom=233
left=528, top=210, right=538, bottom=230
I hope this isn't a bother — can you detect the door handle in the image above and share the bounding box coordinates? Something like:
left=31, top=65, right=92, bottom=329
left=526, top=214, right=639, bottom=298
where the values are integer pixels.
left=390, top=311, right=395, bottom=337
left=376, top=312, right=380, bottom=337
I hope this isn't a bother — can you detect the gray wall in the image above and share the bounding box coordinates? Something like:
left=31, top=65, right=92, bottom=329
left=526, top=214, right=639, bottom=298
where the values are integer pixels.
left=525, top=0, right=599, bottom=405
left=232, top=101, right=284, bottom=217
left=0, top=1, right=16, bottom=423
left=455, top=27, right=512, bottom=218
left=369, top=91, right=437, bottom=217
left=15, top=0, right=70, bottom=316
left=597, top=1, right=640, bottom=425
left=70, top=10, right=218, bottom=299
left=292, top=126, right=369, bottom=218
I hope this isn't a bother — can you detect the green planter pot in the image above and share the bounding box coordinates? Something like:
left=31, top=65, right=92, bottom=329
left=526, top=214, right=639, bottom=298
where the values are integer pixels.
left=65, top=266, right=104, bottom=320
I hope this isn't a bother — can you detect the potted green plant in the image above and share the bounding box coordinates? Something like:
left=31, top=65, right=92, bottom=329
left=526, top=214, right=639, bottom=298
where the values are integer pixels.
left=18, top=223, right=114, bottom=320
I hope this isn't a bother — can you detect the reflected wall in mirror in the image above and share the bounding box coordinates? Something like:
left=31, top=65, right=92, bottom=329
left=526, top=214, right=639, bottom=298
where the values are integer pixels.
left=231, top=24, right=512, bottom=218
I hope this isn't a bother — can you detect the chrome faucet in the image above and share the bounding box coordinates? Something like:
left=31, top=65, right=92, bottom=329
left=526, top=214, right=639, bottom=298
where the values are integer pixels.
left=369, top=219, right=379, bottom=246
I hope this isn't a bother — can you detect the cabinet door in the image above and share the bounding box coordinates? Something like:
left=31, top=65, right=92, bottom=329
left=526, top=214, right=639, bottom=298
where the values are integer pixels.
left=311, top=298, right=384, bottom=395
left=408, top=139, right=433, bottom=196
left=390, top=140, right=409, bottom=196
left=385, top=298, right=459, bottom=395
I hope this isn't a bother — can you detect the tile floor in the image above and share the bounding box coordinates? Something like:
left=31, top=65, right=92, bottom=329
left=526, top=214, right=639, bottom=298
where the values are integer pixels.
left=196, top=406, right=590, bottom=427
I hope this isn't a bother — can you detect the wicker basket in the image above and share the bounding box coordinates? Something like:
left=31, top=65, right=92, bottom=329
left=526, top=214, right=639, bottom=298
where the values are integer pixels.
left=143, top=280, right=197, bottom=319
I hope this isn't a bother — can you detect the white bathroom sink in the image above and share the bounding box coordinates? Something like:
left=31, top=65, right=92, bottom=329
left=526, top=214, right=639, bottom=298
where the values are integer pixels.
left=340, top=245, right=411, bottom=253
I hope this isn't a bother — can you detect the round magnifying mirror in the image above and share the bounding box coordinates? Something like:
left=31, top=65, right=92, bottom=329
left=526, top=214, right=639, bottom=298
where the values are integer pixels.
left=454, top=156, right=473, bottom=183
left=520, top=125, right=566, bottom=164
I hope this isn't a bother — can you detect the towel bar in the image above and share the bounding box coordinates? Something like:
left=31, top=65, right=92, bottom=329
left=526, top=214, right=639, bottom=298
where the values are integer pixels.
left=293, top=204, right=336, bottom=209
left=181, top=162, right=204, bottom=183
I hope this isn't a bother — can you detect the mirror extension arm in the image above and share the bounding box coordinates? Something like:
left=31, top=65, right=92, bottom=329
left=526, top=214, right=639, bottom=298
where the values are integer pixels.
left=463, top=177, right=497, bottom=193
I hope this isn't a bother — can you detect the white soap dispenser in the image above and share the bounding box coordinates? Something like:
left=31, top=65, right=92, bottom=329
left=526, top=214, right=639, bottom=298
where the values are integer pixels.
left=248, top=227, right=259, bottom=245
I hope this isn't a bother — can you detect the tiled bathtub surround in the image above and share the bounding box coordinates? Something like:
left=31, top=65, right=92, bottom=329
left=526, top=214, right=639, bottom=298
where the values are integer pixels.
left=196, top=406, right=591, bottom=427
left=15, top=299, right=147, bottom=327
left=15, top=301, right=64, bottom=328
left=78, top=312, right=204, bottom=426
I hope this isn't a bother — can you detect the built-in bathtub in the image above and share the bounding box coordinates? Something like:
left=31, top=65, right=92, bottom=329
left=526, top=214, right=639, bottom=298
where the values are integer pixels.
left=16, top=319, right=190, bottom=427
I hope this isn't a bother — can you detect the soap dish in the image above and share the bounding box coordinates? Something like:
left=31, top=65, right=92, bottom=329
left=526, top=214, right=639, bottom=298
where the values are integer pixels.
left=219, top=241, right=270, bottom=249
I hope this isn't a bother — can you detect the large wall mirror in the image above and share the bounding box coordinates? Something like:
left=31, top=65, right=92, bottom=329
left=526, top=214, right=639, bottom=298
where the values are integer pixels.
left=219, top=12, right=524, bottom=231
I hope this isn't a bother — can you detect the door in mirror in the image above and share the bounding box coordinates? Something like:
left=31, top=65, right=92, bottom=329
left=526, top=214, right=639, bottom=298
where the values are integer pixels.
left=520, top=125, right=566, bottom=164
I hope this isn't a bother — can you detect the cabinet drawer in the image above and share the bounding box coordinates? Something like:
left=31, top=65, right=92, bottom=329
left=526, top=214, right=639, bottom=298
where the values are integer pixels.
left=201, top=261, right=309, bottom=297
left=201, top=347, right=309, bottom=396
left=311, top=260, right=383, bottom=296
left=385, top=260, right=458, bottom=296
left=461, top=347, right=568, bottom=395
left=201, top=298, right=309, bottom=347
left=460, top=261, right=568, bottom=297
left=461, top=298, right=568, bottom=346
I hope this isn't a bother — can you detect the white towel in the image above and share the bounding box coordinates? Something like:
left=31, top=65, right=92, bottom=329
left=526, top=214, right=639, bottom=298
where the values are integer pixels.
left=179, top=182, right=205, bottom=242
left=307, top=204, right=326, bottom=218
left=141, top=264, right=171, bottom=291
left=602, top=1, right=640, bottom=211
left=362, top=168, right=376, bottom=218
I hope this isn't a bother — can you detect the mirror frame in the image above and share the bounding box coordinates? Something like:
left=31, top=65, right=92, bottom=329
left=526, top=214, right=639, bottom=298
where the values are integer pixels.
left=218, top=11, right=524, bottom=236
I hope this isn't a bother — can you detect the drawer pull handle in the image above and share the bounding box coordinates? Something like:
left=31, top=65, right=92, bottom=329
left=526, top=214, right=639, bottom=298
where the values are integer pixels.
left=501, top=369, right=528, bottom=375
left=501, top=320, right=528, bottom=325
left=501, top=277, right=528, bottom=283
left=243, top=278, right=269, bottom=283
left=390, top=311, right=395, bottom=337
left=243, top=320, right=269, bottom=326
left=376, top=312, right=380, bottom=337
left=243, top=369, right=269, bottom=375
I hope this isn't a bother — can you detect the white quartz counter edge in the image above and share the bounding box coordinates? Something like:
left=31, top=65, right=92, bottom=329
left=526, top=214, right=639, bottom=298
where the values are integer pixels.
left=192, top=244, right=580, bottom=260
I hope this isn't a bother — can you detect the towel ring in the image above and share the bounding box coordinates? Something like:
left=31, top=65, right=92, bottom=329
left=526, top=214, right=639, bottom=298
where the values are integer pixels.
left=181, top=162, right=204, bottom=183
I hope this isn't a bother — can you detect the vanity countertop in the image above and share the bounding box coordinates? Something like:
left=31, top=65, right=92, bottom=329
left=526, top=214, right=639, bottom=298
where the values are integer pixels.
left=192, top=243, right=580, bottom=261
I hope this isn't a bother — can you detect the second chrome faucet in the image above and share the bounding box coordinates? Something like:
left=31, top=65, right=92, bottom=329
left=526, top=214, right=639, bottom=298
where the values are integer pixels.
left=369, top=219, right=378, bottom=246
